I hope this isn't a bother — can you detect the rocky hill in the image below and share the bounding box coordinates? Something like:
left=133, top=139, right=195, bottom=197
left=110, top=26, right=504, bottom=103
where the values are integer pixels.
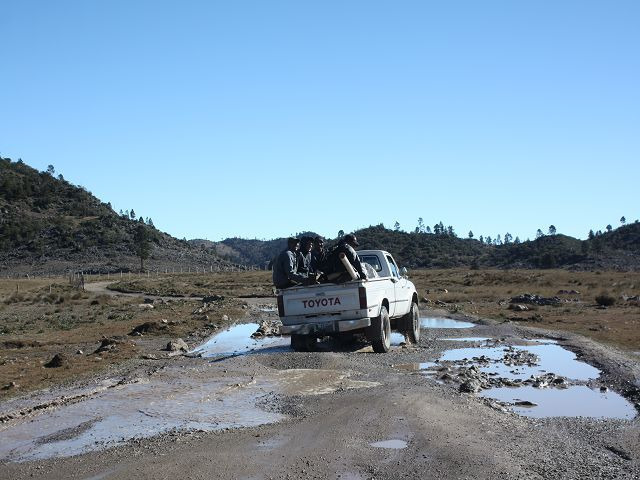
left=0, top=158, right=242, bottom=275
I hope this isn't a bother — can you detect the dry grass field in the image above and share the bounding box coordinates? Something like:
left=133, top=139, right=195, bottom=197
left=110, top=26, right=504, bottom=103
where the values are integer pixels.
left=410, top=269, right=640, bottom=352
left=1, top=268, right=638, bottom=400
left=0, top=274, right=247, bottom=399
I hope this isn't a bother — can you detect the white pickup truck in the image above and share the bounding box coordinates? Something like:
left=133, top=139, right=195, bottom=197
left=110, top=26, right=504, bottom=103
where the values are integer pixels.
left=277, top=250, right=420, bottom=353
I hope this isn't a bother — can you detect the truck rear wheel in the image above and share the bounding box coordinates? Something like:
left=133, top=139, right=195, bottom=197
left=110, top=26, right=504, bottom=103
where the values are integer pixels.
left=291, top=334, right=317, bottom=352
left=367, top=306, right=391, bottom=353
left=400, top=301, right=420, bottom=344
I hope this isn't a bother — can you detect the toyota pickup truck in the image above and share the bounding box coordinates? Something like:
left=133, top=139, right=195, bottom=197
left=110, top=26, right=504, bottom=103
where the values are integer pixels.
left=277, top=250, right=420, bottom=353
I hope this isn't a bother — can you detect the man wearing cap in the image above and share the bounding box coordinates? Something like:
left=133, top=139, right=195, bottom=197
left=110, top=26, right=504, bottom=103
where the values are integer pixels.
left=272, top=237, right=310, bottom=289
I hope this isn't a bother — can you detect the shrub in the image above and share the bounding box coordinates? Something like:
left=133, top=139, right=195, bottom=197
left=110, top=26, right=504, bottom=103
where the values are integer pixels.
left=595, top=292, right=616, bottom=307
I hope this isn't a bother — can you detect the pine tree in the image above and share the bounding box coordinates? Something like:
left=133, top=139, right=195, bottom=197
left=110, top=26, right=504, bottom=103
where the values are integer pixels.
left=134, top=224, right=151, bottom=271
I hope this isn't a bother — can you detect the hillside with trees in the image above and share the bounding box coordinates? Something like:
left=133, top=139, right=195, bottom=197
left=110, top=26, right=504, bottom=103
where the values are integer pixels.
left=0, top=157, right=241, bottom=275
left=218, top=223, right=640, bottom=271
left=2, top=157, right=638, bottom=274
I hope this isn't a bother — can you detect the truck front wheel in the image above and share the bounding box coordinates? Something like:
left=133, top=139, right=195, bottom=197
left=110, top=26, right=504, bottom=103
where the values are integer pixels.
left=400, top=301, right=420, bottom=344
left=367, top=306, right=391, bottom=353
left=291, top=334, right=317, bottom=352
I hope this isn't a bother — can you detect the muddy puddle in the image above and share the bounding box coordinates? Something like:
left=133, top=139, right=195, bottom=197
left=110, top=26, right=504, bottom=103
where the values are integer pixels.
left=0, top=368, right=284, bottom=462
left=421, top=317, right=476, bottom=329
left=0, top=366, right=378, bottom=462
left=192, top=323, right=290, bottom=358
left=413, top=338, right=636, bottom=419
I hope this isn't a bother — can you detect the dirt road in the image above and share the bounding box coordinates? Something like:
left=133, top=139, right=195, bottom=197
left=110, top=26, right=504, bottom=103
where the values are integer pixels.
left=1, top=302, right=638, bottom=479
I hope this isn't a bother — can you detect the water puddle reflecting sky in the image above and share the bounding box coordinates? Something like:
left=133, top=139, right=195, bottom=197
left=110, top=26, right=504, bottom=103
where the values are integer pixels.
left=479, top=386, right=636, bottom=419
left=421, top=317, right=476, bottom=329
left=193, top=323, right=290, bottom=358
left=440, top=343, right=601, bottom=381
left=370, top=439, right=408, bottom=449
left=432, top=338, right=636, bottom=419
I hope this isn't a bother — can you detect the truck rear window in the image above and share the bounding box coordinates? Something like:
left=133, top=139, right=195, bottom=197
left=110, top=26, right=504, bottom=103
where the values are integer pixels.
left=360, top=255, right=382, bottom=272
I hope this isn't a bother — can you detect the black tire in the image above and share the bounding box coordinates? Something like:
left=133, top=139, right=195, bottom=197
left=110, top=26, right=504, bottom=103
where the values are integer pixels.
left=366, top=306, right=391, bottom=353
left=400, top=301, right=420, bottom=344
left=291, top=334, right=316, bottom=352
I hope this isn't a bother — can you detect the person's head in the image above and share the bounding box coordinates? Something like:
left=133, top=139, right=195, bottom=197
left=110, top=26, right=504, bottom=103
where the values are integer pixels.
left=344, top=234, right=359, bottom=248
left=287, top=237, right=300, bottom=252
left=313, top=236, right=325, bottom=251
left=300, top=236, right=313, bottom=254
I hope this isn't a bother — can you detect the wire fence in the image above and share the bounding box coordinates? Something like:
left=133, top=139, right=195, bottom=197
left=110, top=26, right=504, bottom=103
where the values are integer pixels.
left=1, top=263, right=263, bottom=282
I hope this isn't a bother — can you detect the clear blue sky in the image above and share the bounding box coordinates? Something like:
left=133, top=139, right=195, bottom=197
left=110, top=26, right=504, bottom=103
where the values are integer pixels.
left=2, top=1, right=638, bottom=241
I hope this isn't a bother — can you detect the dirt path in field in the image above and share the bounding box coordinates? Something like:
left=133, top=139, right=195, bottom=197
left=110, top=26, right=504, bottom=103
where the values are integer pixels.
left=84, top=281, right=203, bottom=301
left=1, top=303, right=639, bottom=479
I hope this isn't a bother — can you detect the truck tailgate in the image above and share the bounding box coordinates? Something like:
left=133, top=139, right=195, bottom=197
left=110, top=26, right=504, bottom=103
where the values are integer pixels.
left=281, top=283, right=361, bottom=317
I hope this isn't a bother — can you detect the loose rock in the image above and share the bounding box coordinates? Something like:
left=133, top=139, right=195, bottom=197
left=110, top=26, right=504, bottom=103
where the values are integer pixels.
left=166, top=338, right=189, bottom=352
left=45, top=353, right=68, bottom=368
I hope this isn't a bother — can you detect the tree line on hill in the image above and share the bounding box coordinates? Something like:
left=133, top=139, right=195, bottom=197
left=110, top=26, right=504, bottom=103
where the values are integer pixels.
left=221, top=220, right=640, bottom=271
left=1, top=156, right=638, bottom=272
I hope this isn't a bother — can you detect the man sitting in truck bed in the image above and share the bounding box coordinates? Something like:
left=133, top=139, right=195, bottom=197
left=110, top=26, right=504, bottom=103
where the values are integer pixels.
left=273, top=237, right=314, bottom=289
left=320, top=234, right=368, bottom=283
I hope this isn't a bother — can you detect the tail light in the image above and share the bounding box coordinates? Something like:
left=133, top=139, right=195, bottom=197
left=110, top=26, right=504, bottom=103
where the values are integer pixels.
left=358, top=287, right=367, bottom=309
left=277, top=295, right=285, bottom=317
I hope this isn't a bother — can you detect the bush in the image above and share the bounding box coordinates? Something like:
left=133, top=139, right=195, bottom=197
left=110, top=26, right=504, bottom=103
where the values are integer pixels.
left=595, top=292, right=616, bottom=307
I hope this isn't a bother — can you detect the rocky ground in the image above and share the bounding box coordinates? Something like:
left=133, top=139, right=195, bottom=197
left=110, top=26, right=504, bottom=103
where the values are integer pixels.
left=0, top=292, right=639, bottom=479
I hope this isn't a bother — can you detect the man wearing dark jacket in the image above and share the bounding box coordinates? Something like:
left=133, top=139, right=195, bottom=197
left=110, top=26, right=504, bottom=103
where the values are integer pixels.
left=322, top=234, right=367, bottom=282
left=272, top=237, right=310, bottom=289
left=310, top=236, right=326, bottom=273
left=297, top=236, right=313, bottom=274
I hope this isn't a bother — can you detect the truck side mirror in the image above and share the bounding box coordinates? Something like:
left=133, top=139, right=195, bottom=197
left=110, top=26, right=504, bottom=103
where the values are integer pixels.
left=400, top=267, right=408, bottom=278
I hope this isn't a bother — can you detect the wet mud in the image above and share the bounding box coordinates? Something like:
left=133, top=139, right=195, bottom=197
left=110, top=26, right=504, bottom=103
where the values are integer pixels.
left=1, top=308, right=638, bottom=479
